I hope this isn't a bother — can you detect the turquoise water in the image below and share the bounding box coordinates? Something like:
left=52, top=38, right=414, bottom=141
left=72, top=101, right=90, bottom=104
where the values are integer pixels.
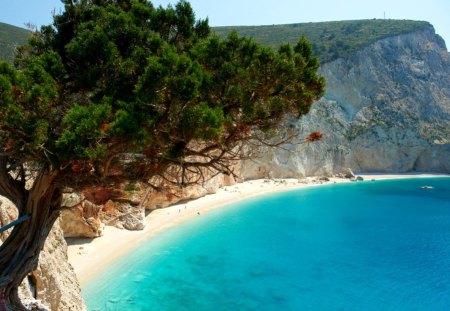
left=84, top=178, right=450, bottom=310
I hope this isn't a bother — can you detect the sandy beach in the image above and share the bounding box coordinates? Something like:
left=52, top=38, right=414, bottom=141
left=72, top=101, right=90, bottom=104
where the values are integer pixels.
left=67, top=173, right=449, bottom=286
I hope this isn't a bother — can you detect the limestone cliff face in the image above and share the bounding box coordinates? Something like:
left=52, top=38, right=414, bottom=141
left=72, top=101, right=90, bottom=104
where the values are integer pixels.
left=242, top=26, right=450, bottom=178
left=31, top=218, right=87, bottom=311
left=0, top=198, right=87, bottom=311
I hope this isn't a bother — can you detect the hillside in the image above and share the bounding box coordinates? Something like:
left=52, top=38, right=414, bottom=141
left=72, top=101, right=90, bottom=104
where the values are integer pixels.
left=0, top=22, right=29, bottom=63
left=214, top=19, right=431, bottom=64
left=0, top=19, right=431, bottom=65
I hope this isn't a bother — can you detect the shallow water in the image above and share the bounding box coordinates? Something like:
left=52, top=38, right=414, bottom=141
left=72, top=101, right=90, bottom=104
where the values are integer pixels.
left=84, top=178, right=450, bottom=310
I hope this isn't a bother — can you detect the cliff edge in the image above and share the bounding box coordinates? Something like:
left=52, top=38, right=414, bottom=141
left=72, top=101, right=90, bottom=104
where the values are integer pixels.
left=242, top=25, right=450, bottom=178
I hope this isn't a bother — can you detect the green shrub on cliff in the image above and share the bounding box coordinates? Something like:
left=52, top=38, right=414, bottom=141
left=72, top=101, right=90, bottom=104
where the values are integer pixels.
left=214, top=19, right=430, bottom=63
left=0, top=22, right=29, bottom=63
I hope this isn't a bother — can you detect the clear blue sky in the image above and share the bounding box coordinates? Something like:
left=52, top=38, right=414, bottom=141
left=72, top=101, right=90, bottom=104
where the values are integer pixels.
left=1, top=0, right=449, bottom=49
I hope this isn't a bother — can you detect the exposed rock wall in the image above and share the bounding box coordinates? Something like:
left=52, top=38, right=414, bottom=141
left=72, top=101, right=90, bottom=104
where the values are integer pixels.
left=144, top=171, right=238, bottom=210
left=32, top=219, right=87, bottom=311
left=58, top=171, right=237, bottom=238
left=0, top=198, right=87, bottom=311
left=241, top=26, right=450, bottom=178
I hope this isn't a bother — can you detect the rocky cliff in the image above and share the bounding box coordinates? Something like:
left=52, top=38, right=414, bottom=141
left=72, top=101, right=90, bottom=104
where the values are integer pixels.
left=59, top=170, right=237, bottom=239
left=0, top=198, right=87, bottom=311
left=241, top=25, right=450, bottom=178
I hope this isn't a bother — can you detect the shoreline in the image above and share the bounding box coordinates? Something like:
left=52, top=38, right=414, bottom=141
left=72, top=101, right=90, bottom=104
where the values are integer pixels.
left=66, top=173, right=449, bottom=286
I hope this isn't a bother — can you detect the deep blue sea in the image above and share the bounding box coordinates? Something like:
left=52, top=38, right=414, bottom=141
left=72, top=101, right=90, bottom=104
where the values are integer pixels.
left=84, top=178, right=450, bottom=311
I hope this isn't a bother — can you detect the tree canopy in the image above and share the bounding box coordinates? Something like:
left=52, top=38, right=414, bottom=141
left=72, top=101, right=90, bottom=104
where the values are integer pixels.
left=1, top=0, right=324, bottom=188
left=0, top=2, right=324, bottom=308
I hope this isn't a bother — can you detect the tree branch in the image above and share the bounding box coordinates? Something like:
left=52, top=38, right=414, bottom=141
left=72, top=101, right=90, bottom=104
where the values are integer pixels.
left=0, top=157, right=26, bottom=210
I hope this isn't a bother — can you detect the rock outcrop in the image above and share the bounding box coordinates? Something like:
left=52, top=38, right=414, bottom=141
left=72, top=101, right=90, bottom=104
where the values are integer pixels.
left=241, top=25, right=450, bottom=178
left=144, top=171, right=237, bottom=210
left=0, top=198, right=87, bottom=311
left=59, top=171, right=237, bottom=237
left=60, top=192, right=104, bottom=238
left=59, top=186, right=146, bottom=236
left=31, top=218, right=87, bottom=311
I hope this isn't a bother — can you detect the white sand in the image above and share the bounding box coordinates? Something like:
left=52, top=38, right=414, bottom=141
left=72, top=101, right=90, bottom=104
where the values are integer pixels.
left=67, top=173, right=449, bottom=286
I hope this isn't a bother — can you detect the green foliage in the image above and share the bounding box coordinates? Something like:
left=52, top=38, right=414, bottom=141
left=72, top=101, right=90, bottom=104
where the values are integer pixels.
left=1, top=17, right=430, bottom=66
left=182, top=102, right=225, bottom=140
left=0, top=22, right=29, bottom=64
left=0, top=57, right=60, bottom=160
left=56, top=102, right=112, bottom=159
left=124, top=182, right=137, bottom=192
left=214, top=19, right=431, bottom=63
left=1, top=0, right=324, bottom=182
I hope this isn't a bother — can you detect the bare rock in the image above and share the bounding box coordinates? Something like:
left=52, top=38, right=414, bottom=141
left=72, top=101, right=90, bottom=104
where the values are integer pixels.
left=31, top=219, right=87, bottom=311
left=0, top=198, right=16, bottom=241
left=61, top=193, right=82, bottom=209
left=241, top=27, right=450, bottom=177
left=145, top=172, right=237, bottom=210
left=122, top=206, right=146, bottom=230
left=60, top=206, right=104, bottom=238
left=100, top=200, right=145, bottom=230
left=1, top=197, right=87, bottom=311
left=22, top=298, right=51, bottom=311
left=82, top=187, right=123, bottom=205
left=344, top=168, right=356, bottom=179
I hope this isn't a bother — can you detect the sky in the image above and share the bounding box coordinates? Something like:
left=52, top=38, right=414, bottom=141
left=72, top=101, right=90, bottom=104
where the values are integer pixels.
left=0, top=0, right=449, bottom=49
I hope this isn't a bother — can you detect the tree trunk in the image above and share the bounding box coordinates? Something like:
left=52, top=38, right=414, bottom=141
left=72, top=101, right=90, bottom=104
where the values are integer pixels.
left=0, top=169, right=61, bottom=311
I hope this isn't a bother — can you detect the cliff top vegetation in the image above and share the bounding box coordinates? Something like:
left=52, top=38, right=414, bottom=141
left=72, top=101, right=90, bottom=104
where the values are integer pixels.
left=0, top=19, right=431, bottom=65
left=0, top=22, right=29, bottom=64
left=214, top=19, right=431, bottom=63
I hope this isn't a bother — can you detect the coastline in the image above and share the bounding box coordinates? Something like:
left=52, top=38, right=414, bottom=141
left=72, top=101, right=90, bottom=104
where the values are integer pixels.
left=66, top=173, right=449, bottom=286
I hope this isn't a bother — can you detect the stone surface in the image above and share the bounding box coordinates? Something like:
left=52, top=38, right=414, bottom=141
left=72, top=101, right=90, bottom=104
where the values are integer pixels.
left=59, top=171, right=237, bottom=236
left=100, top=200, right=146, bottom=230
left=0, top=197, right=16, bottom=241
left=61, top=193, right=83, bottom=209
left=22, top=299, right=51, bottom=311
left=0, top=197, right=87, bottom=311
left=241, top=26, right=450, bottom=178
left=60, top=205, right=104, bottom=238
left=32, top=218, right=87, bottom=311
left=60, top=191, right=106, bottom=238
left=144, top=172, right=237, bottom=210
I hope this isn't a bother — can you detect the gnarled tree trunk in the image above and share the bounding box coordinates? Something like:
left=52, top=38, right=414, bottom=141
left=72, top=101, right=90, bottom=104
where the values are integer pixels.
left=0, top=168, right=61, bottom=311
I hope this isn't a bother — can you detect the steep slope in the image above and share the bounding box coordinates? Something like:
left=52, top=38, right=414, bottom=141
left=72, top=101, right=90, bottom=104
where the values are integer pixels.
left=241, top=25, right=450, bottom=177
left=214, top=19, right=431, bottom=64
left=1, top=197, right=87, bottom=311
left=0, top=22, right=29, bottom=63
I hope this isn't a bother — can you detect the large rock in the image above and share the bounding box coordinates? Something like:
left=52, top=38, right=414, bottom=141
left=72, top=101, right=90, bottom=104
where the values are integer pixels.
left=60, top=197, right=104, bottom=238
left=0, top=197, right=87, bottom=311
left=242, top=26, right=450, bottom=178
left=60, top=206, right=104, bottom=238
left=100, top=200, right=146, bottom=230
left=144, top=171, right=237, bottom=210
